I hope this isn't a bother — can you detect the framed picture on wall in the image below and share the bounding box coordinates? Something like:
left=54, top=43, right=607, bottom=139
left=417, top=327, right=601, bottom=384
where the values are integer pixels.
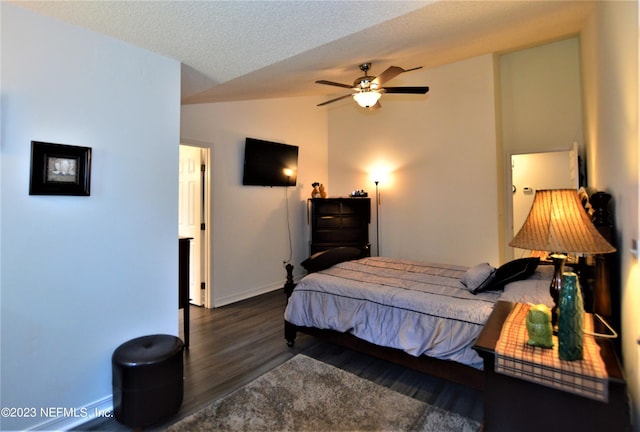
left=29, top=141, right=92, bottom=196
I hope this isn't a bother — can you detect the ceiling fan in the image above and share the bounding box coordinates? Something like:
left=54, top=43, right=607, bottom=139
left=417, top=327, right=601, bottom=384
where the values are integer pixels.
left=316, top=63, right=429, bottom=110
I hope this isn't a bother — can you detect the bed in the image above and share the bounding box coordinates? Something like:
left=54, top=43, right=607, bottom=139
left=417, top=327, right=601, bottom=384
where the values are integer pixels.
left=283, top=190, right=614, bottom=390
left=285, top=255, right=552, bottom=388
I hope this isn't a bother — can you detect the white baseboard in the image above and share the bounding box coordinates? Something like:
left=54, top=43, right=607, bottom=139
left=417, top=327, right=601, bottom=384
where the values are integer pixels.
left=28, top=396, right=113, bottom=431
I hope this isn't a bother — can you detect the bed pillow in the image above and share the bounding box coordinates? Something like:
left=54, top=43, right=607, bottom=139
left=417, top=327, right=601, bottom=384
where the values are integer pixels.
left=461, top=262, right=497, bottom=294
left=499, top=277, right=554, bottom=308
left=488, top=257, right=540, bottom=291
left=300, top=247, right=364, bottom=273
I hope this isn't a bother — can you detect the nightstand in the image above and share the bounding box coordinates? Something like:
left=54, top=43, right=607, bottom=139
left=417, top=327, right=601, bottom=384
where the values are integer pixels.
left=473, top=301, right=630, bottom=432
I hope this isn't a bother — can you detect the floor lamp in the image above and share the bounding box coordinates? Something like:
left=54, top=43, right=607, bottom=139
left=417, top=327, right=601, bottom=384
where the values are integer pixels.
left=374, top=180, right=380, bottom=256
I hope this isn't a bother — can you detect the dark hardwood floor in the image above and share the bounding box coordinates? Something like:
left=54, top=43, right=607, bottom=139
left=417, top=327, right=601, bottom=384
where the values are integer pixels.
left=78, top=289, right=483, bottom=431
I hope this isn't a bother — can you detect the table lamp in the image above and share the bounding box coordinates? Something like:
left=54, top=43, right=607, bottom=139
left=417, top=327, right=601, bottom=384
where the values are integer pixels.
left=509, top=189, right=616, bottom=324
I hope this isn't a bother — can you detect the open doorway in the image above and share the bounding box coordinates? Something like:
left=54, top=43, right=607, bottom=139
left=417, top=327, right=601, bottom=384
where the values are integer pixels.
left=179, top=144, right=211, bottom=307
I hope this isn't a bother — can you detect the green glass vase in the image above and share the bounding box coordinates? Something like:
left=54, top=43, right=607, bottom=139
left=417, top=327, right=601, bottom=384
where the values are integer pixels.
left=558, top=272, right=584, bottom=361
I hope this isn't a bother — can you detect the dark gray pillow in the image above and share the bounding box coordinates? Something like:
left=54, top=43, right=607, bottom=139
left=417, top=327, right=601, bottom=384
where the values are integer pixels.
left=301, top=247, right=364, bottom=273
left=488, top=257, right=540, bottom=291
left=462, top=262, right=497, bottom=294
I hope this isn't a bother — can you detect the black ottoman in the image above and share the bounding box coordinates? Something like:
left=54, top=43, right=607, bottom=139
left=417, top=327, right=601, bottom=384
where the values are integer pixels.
left=112, top=334, right=184, bottom=427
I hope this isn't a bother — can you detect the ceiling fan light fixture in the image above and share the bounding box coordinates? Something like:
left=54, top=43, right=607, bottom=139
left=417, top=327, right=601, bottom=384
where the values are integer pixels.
left=316, top=63, right=426, bottom=108
left=353, top=90, right=381, bottom=108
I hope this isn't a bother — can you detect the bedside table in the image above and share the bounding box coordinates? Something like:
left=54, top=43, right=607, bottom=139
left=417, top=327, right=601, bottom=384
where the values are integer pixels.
left=473, top=301, right=630, bottom=432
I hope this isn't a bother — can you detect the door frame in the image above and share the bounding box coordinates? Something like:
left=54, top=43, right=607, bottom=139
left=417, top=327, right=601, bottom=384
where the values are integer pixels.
left=180, top=140, right=212, bottom=309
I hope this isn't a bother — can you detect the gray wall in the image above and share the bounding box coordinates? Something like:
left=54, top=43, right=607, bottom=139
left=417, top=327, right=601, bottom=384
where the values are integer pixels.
left=1, top=5, right=181, bottom=430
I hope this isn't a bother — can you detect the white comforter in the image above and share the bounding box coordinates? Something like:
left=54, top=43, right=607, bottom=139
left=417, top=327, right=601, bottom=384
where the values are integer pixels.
left=284, top=257, right=553, bottom=369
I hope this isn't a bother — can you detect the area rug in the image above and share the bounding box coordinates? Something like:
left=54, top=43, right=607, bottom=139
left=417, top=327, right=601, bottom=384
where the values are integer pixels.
left=166, top=354, right=480, bottom=432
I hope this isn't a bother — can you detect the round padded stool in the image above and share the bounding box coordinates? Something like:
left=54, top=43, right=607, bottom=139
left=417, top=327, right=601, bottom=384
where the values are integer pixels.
left=112, top=334, right=184, bottom=427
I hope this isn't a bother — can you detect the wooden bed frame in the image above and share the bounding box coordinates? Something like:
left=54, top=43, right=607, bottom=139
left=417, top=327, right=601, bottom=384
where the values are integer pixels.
left=283, top=191, right=615, bottom=391
left=283, top=264, right=485, bottom=390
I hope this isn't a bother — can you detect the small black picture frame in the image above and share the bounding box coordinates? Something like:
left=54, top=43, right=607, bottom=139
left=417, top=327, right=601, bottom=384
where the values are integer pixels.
left=29, top=141, right=92, bottom=196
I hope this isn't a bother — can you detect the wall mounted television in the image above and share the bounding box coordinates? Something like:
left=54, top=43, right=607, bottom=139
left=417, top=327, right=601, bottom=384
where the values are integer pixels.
left=242, top=137, right=298, bottom=187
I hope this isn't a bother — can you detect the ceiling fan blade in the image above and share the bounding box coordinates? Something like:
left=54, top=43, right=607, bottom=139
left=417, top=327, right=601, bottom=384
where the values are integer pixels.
left=317, top=93, right=353, bottom=106
left=368, top=101, right=382, bottom=111
left=315, top=80, right=353, bottom=89
left=371, top=66, right=404, bottom=87
left=371, top=65, right=423, bottom=88
left=383, top=86, right=429, bottom=94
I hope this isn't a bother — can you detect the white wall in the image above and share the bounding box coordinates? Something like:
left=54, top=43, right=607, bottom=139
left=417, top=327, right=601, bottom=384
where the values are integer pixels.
left=326, top=55, right=500, bottom=267
left=180, top=97, right=328, bottom=306
left=498, top=37, right=584, bottom=261
left=1, top=5, right=181, bottom=430
left=500, top=37, right=584, bottom=155
left=581, top=1, right=640, bottom=427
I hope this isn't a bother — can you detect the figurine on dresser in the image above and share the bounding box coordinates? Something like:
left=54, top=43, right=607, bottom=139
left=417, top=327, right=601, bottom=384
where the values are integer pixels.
left=311, top=182, right=321, bottom=198
left=311, top=182, right=327, bottom=198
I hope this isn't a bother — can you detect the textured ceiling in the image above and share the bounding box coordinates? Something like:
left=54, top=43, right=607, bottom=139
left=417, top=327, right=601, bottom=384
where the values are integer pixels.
left=11, top=1, right=594, bottom=105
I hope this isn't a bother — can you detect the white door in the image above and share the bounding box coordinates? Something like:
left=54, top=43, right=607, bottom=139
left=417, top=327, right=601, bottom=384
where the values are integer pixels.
left=179, top=145, right=204, bottom=306
left=510, top=145, right=578, bottom=258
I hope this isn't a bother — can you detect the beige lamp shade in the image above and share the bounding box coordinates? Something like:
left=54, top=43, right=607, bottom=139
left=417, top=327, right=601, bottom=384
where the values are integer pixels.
left=510, top=189, right=615, bottom=254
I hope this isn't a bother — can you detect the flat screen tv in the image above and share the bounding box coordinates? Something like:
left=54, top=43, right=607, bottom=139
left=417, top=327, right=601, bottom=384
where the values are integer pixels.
left=242, top=138, right=298, bottom=187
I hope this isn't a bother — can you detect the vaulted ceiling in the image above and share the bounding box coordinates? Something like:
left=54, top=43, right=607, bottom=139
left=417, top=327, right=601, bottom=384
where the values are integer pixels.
left=11, top=1, right=594, bottom=105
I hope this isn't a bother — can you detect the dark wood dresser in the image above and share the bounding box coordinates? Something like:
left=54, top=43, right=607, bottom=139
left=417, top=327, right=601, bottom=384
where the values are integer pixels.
left=308, top=197, right=371, bottom=255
